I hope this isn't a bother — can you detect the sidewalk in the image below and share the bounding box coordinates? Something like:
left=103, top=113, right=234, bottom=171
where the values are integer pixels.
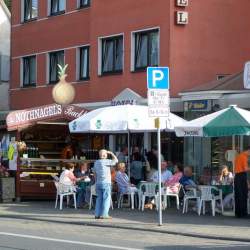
left=0, top=201, right=250, bottom=242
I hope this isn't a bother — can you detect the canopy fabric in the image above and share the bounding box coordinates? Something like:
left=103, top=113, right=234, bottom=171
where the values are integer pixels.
left=175, top=105, right=250, bottom=137
left=69, top=105, right=186, bottom=133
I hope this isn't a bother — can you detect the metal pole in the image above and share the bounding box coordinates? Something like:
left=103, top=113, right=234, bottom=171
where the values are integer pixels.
left=156, top=119, right=162, bottom=226
left=128, top=132, right=131, bottom=178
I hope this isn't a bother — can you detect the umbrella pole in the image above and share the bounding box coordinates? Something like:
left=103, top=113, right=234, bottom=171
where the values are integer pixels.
left=232, top=135, right=236, bottom=215
left=128, top=132, right=131, bottom=179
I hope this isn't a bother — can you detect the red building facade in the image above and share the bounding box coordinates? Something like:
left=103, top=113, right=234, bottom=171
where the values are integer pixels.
left=10, top=0, right=250, bottom=110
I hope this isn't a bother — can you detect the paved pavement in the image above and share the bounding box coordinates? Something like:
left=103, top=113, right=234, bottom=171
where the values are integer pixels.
left=0, top=201, right=250, bottom=243
left=1, top=216, right=250, bottom=250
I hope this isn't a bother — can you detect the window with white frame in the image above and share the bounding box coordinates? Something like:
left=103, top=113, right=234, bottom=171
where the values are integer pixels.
left=79, top=46, right=90, bottom=80
left=49, top=50, right=64, bottom=84
left=50, top=0, right=65, bottom=15
left=101, top=36, right=123, bottom=75
left=133, top=29, right=159, bottom=71
left=23, top=0, right=38, bottom=21
left=22, top=56, right=36, bottom=87
left=79, top=0, right=91, bottom=8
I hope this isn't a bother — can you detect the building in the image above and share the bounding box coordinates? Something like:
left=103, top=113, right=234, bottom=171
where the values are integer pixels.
left=0, top=0, right=10, bottom=114
left=10, top=0, right=250, bottom=161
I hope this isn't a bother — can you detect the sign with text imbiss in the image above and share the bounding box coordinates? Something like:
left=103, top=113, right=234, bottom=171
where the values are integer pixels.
left=147, top=67, right=170, bottom=117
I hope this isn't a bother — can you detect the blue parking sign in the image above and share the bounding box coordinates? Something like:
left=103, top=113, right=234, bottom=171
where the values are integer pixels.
left=147, top=67, right=170, bottom=89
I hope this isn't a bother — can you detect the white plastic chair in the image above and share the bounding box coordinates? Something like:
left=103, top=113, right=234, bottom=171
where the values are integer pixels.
left=182, top=186, right=200, bottom=214
left=54, top=182, right=77, bottom=210
left=163, top=184, right=181, bottom=210
left=117, top=187, right=138, bottom=210
left=198, top=185, right=223, bottom=216
left=89, top=184, right=114, bottom=210
left=139, top=182, right=159, bottom=211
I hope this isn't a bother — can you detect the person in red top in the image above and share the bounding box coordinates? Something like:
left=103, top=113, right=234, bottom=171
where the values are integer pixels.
left=234, top=147, right=250, bottom=218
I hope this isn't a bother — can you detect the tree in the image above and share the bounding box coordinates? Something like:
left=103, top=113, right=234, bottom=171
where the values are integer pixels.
left=3, top=0, right=11, bottom=11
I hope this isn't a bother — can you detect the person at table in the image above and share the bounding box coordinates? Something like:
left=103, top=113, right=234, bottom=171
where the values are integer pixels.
left=74, top=162, right=92, bottom=208
left=234, top=147, right=250, bottom=218
left=130, top=152, right=144, bottom=185
left=150, top=161, right=172, bottom=183
left=165, top=163, right=183, bottom=193
left=115, top=162, right=138, bottom=194
left=118, top=147, right=128, bottom=163
left=179, top=166, right=196, bottom=191
left=219, top=165, right=233, bottom=185
left=93, top=149, right=118, bottom=219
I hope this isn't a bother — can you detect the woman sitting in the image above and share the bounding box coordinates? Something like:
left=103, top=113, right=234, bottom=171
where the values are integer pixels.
left=164, top=163, right=183, bottom=193
left=115, top=162, right=137, bottom=194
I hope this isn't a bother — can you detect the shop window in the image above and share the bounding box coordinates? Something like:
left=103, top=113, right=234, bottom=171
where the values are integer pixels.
left=79, top=0, right=91, bottom=8
left=133, top=29, right=159, bottom=71
left=50, top=0, right=65, bottom=15
left=22, top=56, right=36, bottom=87
left=79, top=46, right=90, bottom=80
left=49, top=50, right=64, bottom=84
left=23, top=0, right=38, bottom=22
left=101, top=36, right=123, bottom=75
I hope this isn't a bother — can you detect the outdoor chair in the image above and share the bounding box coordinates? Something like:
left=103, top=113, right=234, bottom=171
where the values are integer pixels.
left=89, top=184, right=114, bottom=210
left=198, top=185, right=223, bottom=216
left=117, top=188, right=138, bottom=210
left=182, top=186, right=200, bottom=214
left=139, top=182, right=159, bottom=211
left=163, top=184, right=181, bottom=210
left=54, top=181, right=77, bottom=210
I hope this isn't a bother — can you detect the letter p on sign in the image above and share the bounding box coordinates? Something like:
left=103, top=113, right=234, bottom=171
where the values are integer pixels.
left=147, top=67, right=170, bottom=90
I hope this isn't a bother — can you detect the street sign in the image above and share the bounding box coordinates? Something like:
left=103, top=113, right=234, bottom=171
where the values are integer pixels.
left=147, top=67, right=170, bottom=90
left=148, top=89, right=170, bottom=117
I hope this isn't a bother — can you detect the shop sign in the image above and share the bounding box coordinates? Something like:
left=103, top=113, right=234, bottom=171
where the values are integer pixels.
left=185, top=100, right=209, bottom=111
left=176, top=11, right=188, bottom=25
left=111, top=88, right=142, bottom=106
left=111, top=99, right=137, bottom=106
left=6, top=104, right=88, bottom=131
left=176, top=0, right=188, bottom=7
left=244, top=61, right=250, bottom=89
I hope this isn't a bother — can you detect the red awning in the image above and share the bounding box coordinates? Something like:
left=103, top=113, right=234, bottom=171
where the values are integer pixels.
left=6, top=104, right=88, bottom=131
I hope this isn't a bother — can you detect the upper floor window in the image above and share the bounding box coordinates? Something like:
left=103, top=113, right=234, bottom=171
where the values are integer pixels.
left=134, top=29, right=159, bottom=71
left=101, top=36, right=123, bottom=75
left=23, top=0, right=38, bottom=22
left=49, top=50, right=64, bottom=84
left=50, top=0, right=65, bottom=15
left=79, top=46, right=90, bottom=80
left=22, top=56, right=36, bottom=87
left=79, top=0, right=91, bottom=8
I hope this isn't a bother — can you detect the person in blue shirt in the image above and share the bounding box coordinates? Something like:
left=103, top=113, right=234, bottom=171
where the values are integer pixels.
left=93, top=149, right=118, bottom=219
left=179, top=166, right=196, bottom=190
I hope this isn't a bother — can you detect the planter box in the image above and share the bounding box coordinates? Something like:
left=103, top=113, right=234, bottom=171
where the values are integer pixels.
left=0, top=177, right=15, bottom=202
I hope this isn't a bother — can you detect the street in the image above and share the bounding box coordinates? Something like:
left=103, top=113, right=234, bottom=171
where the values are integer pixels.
left=0, top=217, right=250, bottom=250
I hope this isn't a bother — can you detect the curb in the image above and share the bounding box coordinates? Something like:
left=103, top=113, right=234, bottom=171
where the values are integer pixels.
left=1, top=214, right=250, bottom=243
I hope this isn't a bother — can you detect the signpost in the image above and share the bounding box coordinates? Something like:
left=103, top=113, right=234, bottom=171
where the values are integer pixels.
left=147, top=67, right=170, bottom=226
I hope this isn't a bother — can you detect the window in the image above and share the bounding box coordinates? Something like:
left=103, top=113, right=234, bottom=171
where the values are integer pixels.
left=134, top=29, right=159, bottom=71
left=79, top=47, right=90, bottom=80
left=23, top=0, right=38, bottom=21
left=49, top=51, right=64, bottom=84
left=101, top=36, right=123, bottom=75
left=22, top=56, right=36, bottom=87
left=50, top=0, right=65, bottom=15
left=79, top=0, right=90, bottom=8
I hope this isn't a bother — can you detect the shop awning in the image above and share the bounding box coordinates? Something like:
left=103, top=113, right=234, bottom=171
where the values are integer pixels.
left=6, top=104, right=88, bottom=131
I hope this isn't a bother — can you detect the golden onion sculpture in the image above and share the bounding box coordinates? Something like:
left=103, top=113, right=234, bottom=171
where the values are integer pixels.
left=52, top=64, right=75, bottom=105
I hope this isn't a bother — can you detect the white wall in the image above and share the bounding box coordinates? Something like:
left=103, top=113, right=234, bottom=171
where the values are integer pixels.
left=0, top=1, right=10, bottom=111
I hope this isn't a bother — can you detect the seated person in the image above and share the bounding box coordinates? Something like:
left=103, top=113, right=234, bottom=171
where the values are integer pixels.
left=130, top=152, right=144, bottom=185
left=74, top=162, right=92, bottom=208
left=219, top=165, right=233, bottom=185
left=165, top=163, right=183, bottom=193
left=151, top=161, right=172, bottom=183
left=179, top=166, right=196, bottom=191
left=115, top=162, right=137, bottom=194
